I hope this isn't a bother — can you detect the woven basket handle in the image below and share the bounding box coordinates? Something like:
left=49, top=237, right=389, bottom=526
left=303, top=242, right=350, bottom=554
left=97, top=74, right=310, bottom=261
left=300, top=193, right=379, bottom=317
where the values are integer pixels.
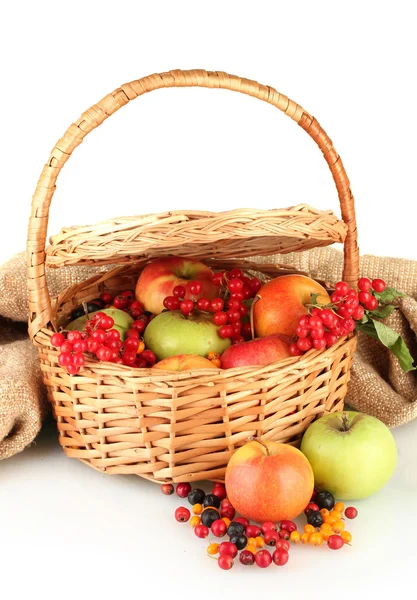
left=27, top=69, right=359, bottom=340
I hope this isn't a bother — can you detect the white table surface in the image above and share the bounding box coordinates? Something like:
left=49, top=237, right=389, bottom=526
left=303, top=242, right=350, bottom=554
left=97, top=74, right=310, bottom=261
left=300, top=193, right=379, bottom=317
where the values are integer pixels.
left=2, top=414, right=416, bottom=599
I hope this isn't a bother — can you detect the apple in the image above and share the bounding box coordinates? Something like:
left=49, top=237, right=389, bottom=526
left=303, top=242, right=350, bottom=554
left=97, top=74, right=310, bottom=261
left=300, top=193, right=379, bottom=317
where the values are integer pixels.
left=220, top=335, right=291, bottom=369
left=152, top=354, right=218, bottom=371
left=66, top=308, right=133, bottom=340
left=135, top=256, right=220, bottom=315
left=253, top=274, right=331, bottom=338
left=225, top=439, right=314, bottom=523
left=300, top=411, right=398, bottom=500
left=143, top=310, right=231, bottom=361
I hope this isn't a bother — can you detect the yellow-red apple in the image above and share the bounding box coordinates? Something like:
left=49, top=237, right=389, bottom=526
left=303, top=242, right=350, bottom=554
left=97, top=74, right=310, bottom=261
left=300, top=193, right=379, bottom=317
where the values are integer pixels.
left=135, top=257, right=219, bottom=315
left=220, top=335, right=291, bottom=369
left=254, top=275, right=330, bottom=338
left=152, top=354, right=218, bottom=371
left=225, top=439, right=314, bottom=523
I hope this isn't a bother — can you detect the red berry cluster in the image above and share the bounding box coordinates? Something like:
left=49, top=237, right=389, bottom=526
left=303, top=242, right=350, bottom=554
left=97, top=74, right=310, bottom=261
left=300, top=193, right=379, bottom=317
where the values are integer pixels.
left=164, top=482, right=291, bottom=570
left=162, top=269, right=262, bottom=344
left=51, top=290, right=156, bottom=373
left=290, top=277, right=387, bottom=356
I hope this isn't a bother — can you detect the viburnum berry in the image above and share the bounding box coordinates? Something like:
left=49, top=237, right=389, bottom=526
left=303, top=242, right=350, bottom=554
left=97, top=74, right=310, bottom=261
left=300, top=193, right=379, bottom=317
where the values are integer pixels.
left=372, top=278, right=386, bottom=292
left=173, top=285, right=186, bottom=299
left=358, top=291, right=372, bottom=304
left=96, top=346, right=112, bottom=362
left=113, top=295, right=128, bottom=309
left=213, top=311, right=228, bottom=326
left=358, top=277, right=372, bottom=292
left=228, top=278, right=243, bottom=293
left=100, top=292, right=113, bottom=305
left=124, top=336, right=139, bottom=352
left=60, top=340, right=73, bottom=353
left=323, top=332, right=338, bottom=347
left=72, top=353, right=85, bottom=368
left=121, top=351, right=137, bottom=366
left=67, top=364, right=80, bottom=375
left=249, top=277, right=262, bottom=294
left=58, top=352, right=72, bottom=367
left=296, top=326, right=309, bottom=338
left=309, top=316, right=323, bottom=328
left=231, top=335, right=245, bottom=345
left=180, top=299, right=194, bottom=315
left=131, top=319, right=147, bottom=333
left=219, top=325, right=233, bottom=339
left=365, top=296, right=378, bottom=310
left=212, top=272, right=225, bottom=287
left=335, top=281, right=350, bottom=296
left=188, top=280, right=202, bottom=296
left=92, top=329, right=107, bottom=343
left=297, top=337, right=312, bottom=352
left=196, top=297, right=210, bottom=311
left=163, top=296, right=180, bottom=311
left=229, top=268, right=243, bottom=280
left=313, top=338, right=326, bottom=350
left=141, top=350, right=156, bottom=366
left=289, top=343, right=302, bottom=356
left=352, top=305, right=365, bottom=320
left=210, top=298, right=224, bottom=313
left=345, top=506, right=358, bottom=519
left=51, top=332, right=65, bottom=347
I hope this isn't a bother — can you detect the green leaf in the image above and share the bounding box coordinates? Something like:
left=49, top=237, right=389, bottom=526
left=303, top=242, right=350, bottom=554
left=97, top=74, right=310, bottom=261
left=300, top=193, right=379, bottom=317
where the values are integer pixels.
left=310, top=293, right=320, bottom=305
left=374, top=287, right=405, bottom=304
left=368, top=304, right=397, bottom=319
left=356, top=319, right=416, bottom=372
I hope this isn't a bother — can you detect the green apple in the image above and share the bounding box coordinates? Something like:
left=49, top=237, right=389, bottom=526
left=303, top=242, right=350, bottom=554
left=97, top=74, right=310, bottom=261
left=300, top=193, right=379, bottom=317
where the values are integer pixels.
left=143, top=310, right=231, bottom=361
left=66, top=308, right=133, bottom=340
left=300, top=411, right=398, bottom=500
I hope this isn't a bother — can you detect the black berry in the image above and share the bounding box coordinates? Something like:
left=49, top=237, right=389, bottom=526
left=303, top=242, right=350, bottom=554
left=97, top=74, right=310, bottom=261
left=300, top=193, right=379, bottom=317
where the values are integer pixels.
left=201, top=508, right=220, bottom=528
left=202, top=494, right=221, bottom=509
left=227, top=521, right=245, bottom=538
left=187, top=488, right=205, bottom=506
left=306, top=510, right=323, bottom=528
left=315, top=491, right=335, bottom=511
left=229, top=534, right=247, bottom=550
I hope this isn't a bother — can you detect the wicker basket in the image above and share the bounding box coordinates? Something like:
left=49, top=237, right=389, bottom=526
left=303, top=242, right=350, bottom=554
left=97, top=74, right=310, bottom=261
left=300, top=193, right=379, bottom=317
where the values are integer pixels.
left=27, top=69, right=359, bottom=483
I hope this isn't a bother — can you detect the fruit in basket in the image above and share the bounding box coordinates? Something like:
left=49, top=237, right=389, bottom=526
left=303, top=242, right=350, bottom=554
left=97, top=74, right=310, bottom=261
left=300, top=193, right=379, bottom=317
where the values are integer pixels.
left=135, top=257, right=220, bottom=315
left=300, top=411, right=398, bottom=499
left=143, top=310, right=230, bottom=361
left=67, top=308, right=133, bottom=340
left=225, top=439, right=314, bottom=523
left=220, top=334, right=291, bottom=369
left=253, top=275, right=331, bottom=338
left=152, top=354, right=218, bottom=371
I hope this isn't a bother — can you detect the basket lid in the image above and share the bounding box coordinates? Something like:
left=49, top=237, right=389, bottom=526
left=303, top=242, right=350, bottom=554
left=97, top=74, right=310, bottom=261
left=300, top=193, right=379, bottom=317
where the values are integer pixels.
left=45, top=205, right=347, bottom=267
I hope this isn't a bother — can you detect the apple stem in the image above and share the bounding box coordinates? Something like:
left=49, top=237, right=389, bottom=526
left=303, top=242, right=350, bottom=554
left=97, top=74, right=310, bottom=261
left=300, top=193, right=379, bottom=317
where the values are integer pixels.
left=250, top=296, right=260, bottom=341
left=248, top=435, right=270, bottom=456
left=341, top=412, right=349, bottom=432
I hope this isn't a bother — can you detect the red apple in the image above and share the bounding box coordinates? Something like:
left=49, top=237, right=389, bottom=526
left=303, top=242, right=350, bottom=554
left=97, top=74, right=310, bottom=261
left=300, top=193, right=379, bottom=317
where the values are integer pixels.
left=225, top=439, right=314, bottom=523
left=152, top=354, right=218, bottom=371
left=220, top=335, right=291, bottom=369
left=135, top=257, right=219, bottom=315
left=254, top=274, right=331, bottom=338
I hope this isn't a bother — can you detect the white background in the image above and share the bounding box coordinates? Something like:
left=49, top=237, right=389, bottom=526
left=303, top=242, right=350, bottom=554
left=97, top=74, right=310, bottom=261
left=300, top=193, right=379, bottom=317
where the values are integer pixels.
left=1, top=1, right=416, bottom=598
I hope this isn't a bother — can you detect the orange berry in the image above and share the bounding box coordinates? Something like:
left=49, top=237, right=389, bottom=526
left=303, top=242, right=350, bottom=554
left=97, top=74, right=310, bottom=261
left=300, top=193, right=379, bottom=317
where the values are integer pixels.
left=207, top=351, right=221, bottom=360
left=301, top=532, right=311, bottom=544
left=333, top=520, right=345, bottom=534
left=246, top=544, right=257, bottom=554
left=334, top=502, right=345, bottom=513
left=321, top=530, right=332, bottom=541
left=290, top=531, right=301, bottom=544
left=310, top=532, right=323, bottom=547
left=255, top=536, right=265, bottom=548
left=330, top=511, right=342, bottom=520
left=207, top=543, right=219, bottom=555
left=325, top=515, right=337, bottom=525
left=341, top=531, right=352, bottom=544
left=320, top=523, right=333, bottom=533
left=304, top=524, right=316, bottom=534
left=247, top=537, right=257, bottom=546
left=320, top=508, right=330, bottom=518
left=137, top=340, right=145, bottom=354
left=222, top=517, right=231, bottom=527
left=190, top=516, right=201, bottom=528
left=211, top=358, right=221, bottom=368
left=193, top=503, right=203, bottom=515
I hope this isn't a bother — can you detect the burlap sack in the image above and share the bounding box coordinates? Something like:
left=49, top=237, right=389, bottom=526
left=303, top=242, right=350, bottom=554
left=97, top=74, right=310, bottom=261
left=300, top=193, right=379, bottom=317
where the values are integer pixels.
left=0, top=247, right=416, bottom=459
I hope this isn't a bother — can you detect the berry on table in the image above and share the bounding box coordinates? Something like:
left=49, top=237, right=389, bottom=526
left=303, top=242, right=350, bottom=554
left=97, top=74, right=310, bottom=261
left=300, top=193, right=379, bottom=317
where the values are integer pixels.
left=261, top=521, right=277, bottom=535
left=194, top=524, right=209, bottom=539
left=315, top=490, right=335, bottom=510
left=189, top=516, right=201, bottom=528
left=218, top=555, right=234, bottom=570
left=221, top=517, right=231, bottom=528
left=255, top=550, right=272, bottom=568
left=202, top=494, right=221, bottom=509
left=99, top=292, right=113, bottom=305
left=255, top=536, right=265, bottom=548
left=301, top=533, right=311, bottom=544
left=330, top=511, right=342, bottom=521
left=290, top=531, right=301, bottom=544
left=207, top=543, right=219, bottom=556
left=160, top=483, right=174, bottom=495
left=307, top=510, right=323, bottom=528
left=229, top=534, right=248, bottom=550
left=279, top=520, right=297, bottom=533
left=227, top=521, right=245, bottom=538
left=345, top=506, right=358, bottom=519
left=341, top=531, right=352, bottom=544
left=219, top=541, right=238, bottom=558
left=219, top=503, right=235, bottom=521
left=192, top=504, right=203, bottom=515
left=246, top=525, right=261, bottom=538
left=278, top=529, right=290, bottom=540
left=239, top=550, right=255, bottom=566
left=211, top=519, right=227, bottom=538
left=334, top=501, right=345, bottom=513
left=233, top=517, right=249, bottom=529
left=264, top=531, right=280, bottom=546
left=320, top=508, right=330, bottom=518
left=332, top=520, right=345, bottom=534
left=304, top=502, right=320, bottom=515
left=304, top=524, right=316, bottom=534
left=272, top=548, right=289, bottom=566
left=212, top=482, right=227, bottom=500
left=327, top=535, right=344, bottom=550
left=309, top=532, right=323, bottom=547
left=245, top=544, right=257, bottom=555
left=175, top=507, right=191, bottom=523
left=188, top=488, right=205, bottom=505
left=201, top=508, right=221, bottom=528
